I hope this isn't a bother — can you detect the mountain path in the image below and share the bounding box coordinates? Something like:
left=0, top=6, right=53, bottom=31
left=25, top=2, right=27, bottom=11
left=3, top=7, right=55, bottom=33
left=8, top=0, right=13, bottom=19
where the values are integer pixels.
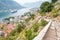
left=43, top=21, right=60, bottom=40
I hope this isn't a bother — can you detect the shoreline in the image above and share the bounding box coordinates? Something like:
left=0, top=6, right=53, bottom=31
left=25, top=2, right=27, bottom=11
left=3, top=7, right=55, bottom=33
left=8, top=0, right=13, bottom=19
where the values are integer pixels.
left=0, top=7, right=34, bottom=22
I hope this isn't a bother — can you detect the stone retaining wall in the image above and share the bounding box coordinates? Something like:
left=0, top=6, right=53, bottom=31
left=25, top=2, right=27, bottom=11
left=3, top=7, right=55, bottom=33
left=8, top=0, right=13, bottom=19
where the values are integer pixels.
left=33, top=20, right=52, bottom=40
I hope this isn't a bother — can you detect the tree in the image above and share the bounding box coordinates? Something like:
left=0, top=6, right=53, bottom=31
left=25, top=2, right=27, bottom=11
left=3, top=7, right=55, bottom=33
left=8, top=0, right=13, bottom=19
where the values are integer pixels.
left=40, top=1, right=53, bottom=12
left=52, top=0, right=57, bottom=3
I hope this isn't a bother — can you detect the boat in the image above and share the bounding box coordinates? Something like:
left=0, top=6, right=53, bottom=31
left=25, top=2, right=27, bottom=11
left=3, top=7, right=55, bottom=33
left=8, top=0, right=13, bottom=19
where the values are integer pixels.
left=9, top=9, right=17, bottom=13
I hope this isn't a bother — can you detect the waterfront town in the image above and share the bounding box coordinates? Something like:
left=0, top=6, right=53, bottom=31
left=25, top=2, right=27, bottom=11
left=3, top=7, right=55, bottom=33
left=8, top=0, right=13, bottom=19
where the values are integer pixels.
left=0, top=7, right=40, bottom=38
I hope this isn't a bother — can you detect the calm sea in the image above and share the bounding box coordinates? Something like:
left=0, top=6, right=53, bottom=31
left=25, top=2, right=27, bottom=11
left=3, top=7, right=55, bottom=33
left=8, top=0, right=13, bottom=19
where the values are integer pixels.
left=0, top=8, right=31, bottom=22
left=0, top=11, right=11, bottom=21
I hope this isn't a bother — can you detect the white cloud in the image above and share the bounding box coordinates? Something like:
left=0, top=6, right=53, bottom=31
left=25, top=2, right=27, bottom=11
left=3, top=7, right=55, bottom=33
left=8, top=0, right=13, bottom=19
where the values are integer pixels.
left=14, top=0, right=49, bottom=4
left=14, top=0, right=39, bottom=4
left=40, top=0, right=49, bottom=2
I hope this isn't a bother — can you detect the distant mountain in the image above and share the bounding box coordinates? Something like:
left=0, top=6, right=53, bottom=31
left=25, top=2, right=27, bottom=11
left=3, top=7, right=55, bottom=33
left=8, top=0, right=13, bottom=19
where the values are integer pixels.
left=22, top=1, right=42, bottom=8
left=0, top=0, right=24, bottom=10
left=22, top=0, right=51, bottom=8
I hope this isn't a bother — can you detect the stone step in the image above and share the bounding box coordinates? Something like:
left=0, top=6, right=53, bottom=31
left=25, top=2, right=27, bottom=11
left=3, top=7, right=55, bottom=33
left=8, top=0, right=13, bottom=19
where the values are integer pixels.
left=43, top=21, right=60, bottom=40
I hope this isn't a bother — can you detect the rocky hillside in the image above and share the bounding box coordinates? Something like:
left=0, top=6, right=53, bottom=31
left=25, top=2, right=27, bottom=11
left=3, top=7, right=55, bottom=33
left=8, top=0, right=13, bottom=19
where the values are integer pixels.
left=0, top=0, right=24, bottom=10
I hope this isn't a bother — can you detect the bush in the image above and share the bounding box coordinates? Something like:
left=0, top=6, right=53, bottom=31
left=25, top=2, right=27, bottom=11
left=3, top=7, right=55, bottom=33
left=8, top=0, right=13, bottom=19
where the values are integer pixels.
left=51, top=9, right=58, bottom=18
left=6, top=36, right=17, bottom=40
left=30, top=14, right=35, bottom=19
left=16, top=24, right=22, bottom=33
left=16, top=22, right=25, bottom=33
left=33, top=23, right=39, bottom=32
left=10, top=30, right=16, bottom=36
left=51, top=13, right=58, bottom=18
left=25, top=17, right=31, bottom=22
left=40, top=12, right=46, bottom=16
left=25, top=29, right=32, bottom=40
left=40, top=19, right=48, bottom=26
left=0, top=37, right=5, bottom=40
left=51, top=8, right=57, bottom=13
left=40, top=1, right=53, bottom=12
left=6, top=37, right=13, bottom=40
left=1, top=25, right=6, bottom=30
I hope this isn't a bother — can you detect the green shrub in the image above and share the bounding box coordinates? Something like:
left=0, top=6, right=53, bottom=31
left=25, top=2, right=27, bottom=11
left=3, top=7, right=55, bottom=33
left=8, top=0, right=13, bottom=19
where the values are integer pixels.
left=6, top=36, right=17, bottom=40
left=16, top=22, right=25, bottom=33
left=1, top=25, right=6, bottom=30
left=40, top=12, right=46, bottom=16
left=51, top=9, right=57, bottom=13
left=16, top=24, right=22, bottom=33
left=25, top=29, right=32, bottom=40
left=33, top=23, right=39, bottom=32
left=30, top=14, right=35, bottom=19
left=25, top=17, right=31, bottom=22
left=10, top=30, right=16, bottom=36
left=31, top=34, right=37, bottom=39
left=6, top=37, right=13, bottom=40
left=50, top=8, right=58, bottom=18
left=25, top=14, right=35, bottom=22
left=0, top=37, right=5, bottom=40
left=40, top=19, right=48, bottom=26
left=51, top=13, right=58, bottom=18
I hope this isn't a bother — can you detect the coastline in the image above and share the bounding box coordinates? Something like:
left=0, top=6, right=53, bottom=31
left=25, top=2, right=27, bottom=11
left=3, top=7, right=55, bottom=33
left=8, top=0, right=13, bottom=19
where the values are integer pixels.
left=9, top=8, right=31, bottom=17
left=0, top=7, right=34, bottom=22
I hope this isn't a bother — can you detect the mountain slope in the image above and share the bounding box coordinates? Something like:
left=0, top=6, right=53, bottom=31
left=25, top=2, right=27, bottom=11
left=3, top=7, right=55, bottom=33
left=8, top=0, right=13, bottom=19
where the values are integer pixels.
left=22, top=0, right=51, bottom=8
left=22, top=1, right=42, bottom=8
left=0, top=0, right=24, bottom=10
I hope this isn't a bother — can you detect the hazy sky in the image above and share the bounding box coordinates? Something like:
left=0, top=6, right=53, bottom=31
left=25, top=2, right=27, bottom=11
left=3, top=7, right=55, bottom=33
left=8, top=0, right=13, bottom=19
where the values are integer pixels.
left=14, top=0, right=49, bottom=4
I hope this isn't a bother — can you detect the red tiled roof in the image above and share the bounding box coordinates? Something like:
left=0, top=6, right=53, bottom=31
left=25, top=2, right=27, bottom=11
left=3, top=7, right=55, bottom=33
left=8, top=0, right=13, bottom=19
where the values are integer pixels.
left=3, top=24, right=17, bottom=33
